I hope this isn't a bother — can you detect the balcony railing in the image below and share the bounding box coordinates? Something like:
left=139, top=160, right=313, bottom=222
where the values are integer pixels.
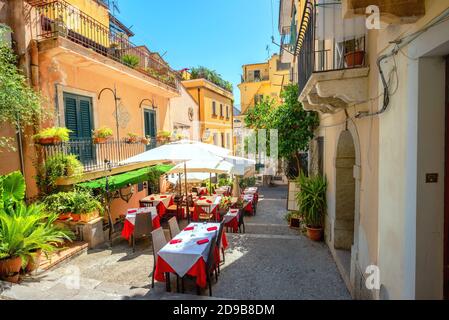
left=41, top=138, right=157, bottom=173
left=31, top=0, right=179, bottom=89
left=297, top=0, right=367, bottom=95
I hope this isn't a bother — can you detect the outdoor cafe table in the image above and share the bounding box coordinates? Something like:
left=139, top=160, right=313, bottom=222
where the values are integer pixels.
left=215, top=186, right=231, bottom=196
left=242, top=194, right=256, bottom=215
left=140, top=194, right=174, bottom=218
left=192, top=195, right=222, bottom=221
left=154, top=222, right=228, bottom=288
left=121, top=207, right=161, bottom=240
left=244, top=187, right=259, bottom=203
left=223, top=208, right=240, bottom=233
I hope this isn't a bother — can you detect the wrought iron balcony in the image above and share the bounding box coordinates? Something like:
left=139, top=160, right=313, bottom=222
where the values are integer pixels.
left=30, top=0, right=179, bottom=89
left=297, top=0, right=367, bottom=95
left=40, top=138, right=157, bottom=173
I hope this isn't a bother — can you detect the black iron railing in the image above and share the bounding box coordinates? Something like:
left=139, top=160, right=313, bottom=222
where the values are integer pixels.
left=297, top=0, right=367, bottom=95
left=31, top=0, right=179, bottom=89
left=41, top=138, right=157, bottom=173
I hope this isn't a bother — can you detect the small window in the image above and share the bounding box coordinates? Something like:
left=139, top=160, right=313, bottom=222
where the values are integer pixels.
left=226, top=106, right=229, bottom=119
left=254, top=70, right=261, bottom=81
left=212, top=101, right=216, bottom=116
left=213, top=133, right=218, bottom=145
left=220, top=104, right=223, bottom=117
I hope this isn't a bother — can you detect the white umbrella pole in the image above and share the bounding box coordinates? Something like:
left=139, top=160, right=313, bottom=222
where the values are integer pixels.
left=184, top=162, right=189, bottom=223
left=209, top=172, right=212, bottom=195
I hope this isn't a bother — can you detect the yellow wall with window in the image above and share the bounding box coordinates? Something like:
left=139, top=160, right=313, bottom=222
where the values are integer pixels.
left=238, top=54, right=290, bottom=114
left=182, top=79, right=234, bottom=151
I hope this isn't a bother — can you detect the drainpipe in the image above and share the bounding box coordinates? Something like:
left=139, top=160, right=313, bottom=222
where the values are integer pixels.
left=197, top=88, right=201, bottom=141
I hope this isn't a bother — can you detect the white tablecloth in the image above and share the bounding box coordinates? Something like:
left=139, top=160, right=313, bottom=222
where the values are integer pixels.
left=158, top=222, right=220, bottom=277
left=143, top=194, right=173, bottom=208
left=125, top=207, right=158, bottom=226
left=223, top=208, right=239, bottom=224
left=196, top=196, right=221, bottom=213
left=244, top=187, right=258, bottom=194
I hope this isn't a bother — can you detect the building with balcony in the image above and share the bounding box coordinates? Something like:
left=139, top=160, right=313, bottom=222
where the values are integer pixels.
left=280, top=0, right=449, bottom=300
left=181, top=76, right=234, bottom=152
left=0, top=0, right=182, bottom=222
left=238, top=54, right=291, bottom=114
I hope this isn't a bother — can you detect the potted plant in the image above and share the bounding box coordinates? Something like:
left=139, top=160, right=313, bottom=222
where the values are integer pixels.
left=157, top=130, right=171, bottom=143
left=296, top=174, right=327, bottom=241
left=344, top=38, right=365, bottom=67
left=285, top=211, right=302, bottom=230
left=72, top=190, right=103, bottom=223
left=219, top=196, right=232, bottom=215
left=37, top=153, right=83, bottom=194
left=125, top=133, right=139, bottom=144
left=43, top=191, right=76, bottom=221
left=92, top=126, right=113, bottom=144
left=121, top=54, right=140, bottom=69
left=141, top=136, right=151, bottom=145
left=33, top=127, right=71, bottom=145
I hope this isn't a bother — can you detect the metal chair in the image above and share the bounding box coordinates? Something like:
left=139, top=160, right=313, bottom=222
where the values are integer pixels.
left=150, top=227, right=167, bottom=288
left=132, top=211, right=153, bottom=253
left=168, top=216, right=181, bottom=239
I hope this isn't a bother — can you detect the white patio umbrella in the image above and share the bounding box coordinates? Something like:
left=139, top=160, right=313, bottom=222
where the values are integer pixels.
left=121, top=140, right=230, bottom=222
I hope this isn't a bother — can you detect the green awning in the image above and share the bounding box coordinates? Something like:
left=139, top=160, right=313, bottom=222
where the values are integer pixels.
left=79, top=164, right=173, bottom=191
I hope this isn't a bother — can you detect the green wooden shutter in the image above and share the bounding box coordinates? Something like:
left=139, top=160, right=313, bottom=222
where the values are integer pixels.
left=79, top=98, right=93, bottom=138
left=64, top=95, right=79, bottom=140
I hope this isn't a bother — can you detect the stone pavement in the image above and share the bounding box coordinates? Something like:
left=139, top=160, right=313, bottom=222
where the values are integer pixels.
left=0, top=186, right=350, bottom=300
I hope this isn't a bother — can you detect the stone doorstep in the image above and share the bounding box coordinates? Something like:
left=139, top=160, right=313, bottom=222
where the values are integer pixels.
left=36, top=241, right=89, bottom=274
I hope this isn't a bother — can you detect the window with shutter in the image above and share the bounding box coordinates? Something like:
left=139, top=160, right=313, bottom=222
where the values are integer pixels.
left=63, top=92, right=94, bottom=164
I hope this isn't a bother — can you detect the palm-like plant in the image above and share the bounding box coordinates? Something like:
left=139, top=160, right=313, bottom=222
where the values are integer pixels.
left=0, top=203, right=73, bottom=266
left=295, top=173, right=327, bottom=228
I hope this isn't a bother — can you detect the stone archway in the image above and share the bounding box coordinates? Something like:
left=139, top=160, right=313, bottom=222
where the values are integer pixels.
left=334, top=130, right=356, bottom=251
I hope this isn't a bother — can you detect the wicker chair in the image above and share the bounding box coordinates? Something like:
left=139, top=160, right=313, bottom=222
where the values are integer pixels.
left=216, top=220, right=226, bottom=273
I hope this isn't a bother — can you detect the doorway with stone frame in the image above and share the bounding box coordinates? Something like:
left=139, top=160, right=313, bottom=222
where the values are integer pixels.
left=334, top=130, right=357, bottom=280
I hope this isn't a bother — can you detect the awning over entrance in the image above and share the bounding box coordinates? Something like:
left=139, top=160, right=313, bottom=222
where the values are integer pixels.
left=79, top=164, right=173, bottom=191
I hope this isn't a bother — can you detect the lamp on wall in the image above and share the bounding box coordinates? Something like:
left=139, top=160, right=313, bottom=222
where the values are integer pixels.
left=98, top=85, right=121, bottom=142
left=139, top=98, right=157, bottom=110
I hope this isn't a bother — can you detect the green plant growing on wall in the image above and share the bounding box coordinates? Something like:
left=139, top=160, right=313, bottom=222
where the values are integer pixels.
left=189, top=66, right=233, bottom=93
left=0, top=26, right=44, bottom=152
left=121, top=54, right=140, bottom=68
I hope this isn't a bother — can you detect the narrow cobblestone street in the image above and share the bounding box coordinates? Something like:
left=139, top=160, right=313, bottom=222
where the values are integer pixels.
left=0, top=186, right=350, bottom=300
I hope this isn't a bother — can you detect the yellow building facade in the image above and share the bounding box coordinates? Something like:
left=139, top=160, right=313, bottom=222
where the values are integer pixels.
left=182, top=78, right=234, bottom=152
left=238, top=54, right=291, bottom=114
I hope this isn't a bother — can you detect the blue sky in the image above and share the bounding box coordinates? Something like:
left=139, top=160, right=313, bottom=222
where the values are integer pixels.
left=117, top=0, right=280, bottom=110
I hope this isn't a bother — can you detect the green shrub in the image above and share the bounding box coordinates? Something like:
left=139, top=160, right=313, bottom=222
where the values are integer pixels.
left=37, top=153, right=83, bottom=193
left=295, top=173, right=327, bottom=228
left=33, top=127, right=71, bottom=142
left=121, top=54, right=140, bottom=68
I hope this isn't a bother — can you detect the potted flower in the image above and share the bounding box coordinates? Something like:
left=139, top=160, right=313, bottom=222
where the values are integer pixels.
left=72, top=190, right=103, bottom=223
left=33, top=127, right=71, bottom=145
left=125, top=133, right=139, bottom=144
left=92, top=126, right=113, bottom=144
left=219, top=196, right=232, bottom=215
left=157, top=130, right=171, bottom=143
left=121, top=54, right=140, bottom=69
left=141, top=136, right=151, bottom=145
left=296, top=174, right=327, bottom=241
left=344, top=38, right=365, bottom=67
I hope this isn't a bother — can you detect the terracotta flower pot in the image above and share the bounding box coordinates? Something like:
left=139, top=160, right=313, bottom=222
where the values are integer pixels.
left=25, top=249, right=42, bottom=274
left=344, top=50, right=365, bottom=67
left=58, top=212, right=72, bottom=221
left=0, top=256, right=23, bottom=283
left=93, top=137, right=109, bottom=144
left=306, top=226, right=323, bottom=241
left=71, top=213, right=81, bottom=222
left=37, top=137, right=61, bottom=145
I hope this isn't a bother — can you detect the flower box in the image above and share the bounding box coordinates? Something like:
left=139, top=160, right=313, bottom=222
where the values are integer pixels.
left=80, top=211, right=100, bottom=223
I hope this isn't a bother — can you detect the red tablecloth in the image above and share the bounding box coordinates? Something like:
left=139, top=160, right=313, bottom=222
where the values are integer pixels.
left=224, top=215, right=239, bottom=233
left=155, top=232, right=228, bottom=288
left=121, top=215, right=161, bottom=240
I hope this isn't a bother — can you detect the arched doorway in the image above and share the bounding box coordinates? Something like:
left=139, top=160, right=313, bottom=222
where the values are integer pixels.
left=334, top=130, right=356, bottom=254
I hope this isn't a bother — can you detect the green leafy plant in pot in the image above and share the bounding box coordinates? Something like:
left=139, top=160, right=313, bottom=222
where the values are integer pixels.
left=295, top=173, right=327, bottom=241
